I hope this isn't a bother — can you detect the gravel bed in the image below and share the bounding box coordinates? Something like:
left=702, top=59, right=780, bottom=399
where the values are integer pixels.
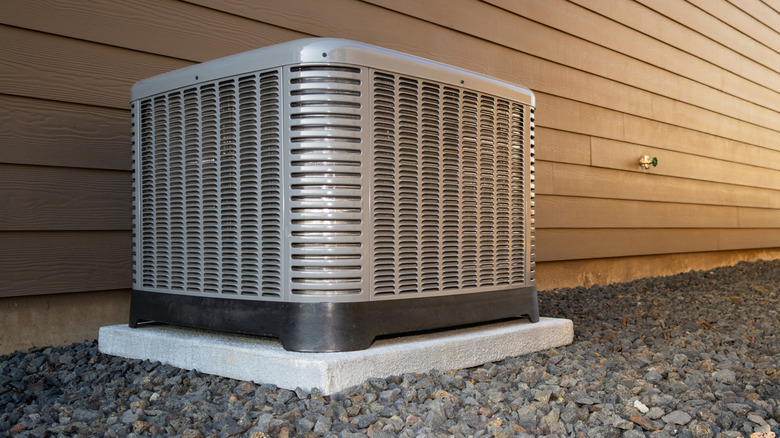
left=2, top=259, right=779, bottom=437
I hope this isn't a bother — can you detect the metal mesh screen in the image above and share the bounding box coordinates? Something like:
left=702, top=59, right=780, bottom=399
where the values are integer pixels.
left=136, top=70, right=283, bottom=298
left=370, top=71, right=532, bottom=297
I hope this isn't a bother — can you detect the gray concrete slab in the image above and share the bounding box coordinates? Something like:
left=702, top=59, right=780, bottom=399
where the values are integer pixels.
left=99, top=317, right=573, bottom=395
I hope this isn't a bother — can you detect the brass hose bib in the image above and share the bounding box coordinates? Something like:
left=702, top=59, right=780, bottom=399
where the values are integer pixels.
left=639, top=155, right=657, bottom=170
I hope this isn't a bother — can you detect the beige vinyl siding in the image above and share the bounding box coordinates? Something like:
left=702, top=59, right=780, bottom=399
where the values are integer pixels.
left=1, top=0, right=779, bottom=300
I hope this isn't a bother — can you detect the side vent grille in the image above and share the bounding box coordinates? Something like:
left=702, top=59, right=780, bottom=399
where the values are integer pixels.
left=286, top=66, right=367, bottom=295
left=136, top=70, right=283, bottom=299
left=371, top=71, right=529, bottom=297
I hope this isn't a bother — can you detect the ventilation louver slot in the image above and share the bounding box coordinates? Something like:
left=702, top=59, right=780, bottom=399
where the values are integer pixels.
left=370, top=71, right=530, bottom=297
left=136, top=70, right=283, bottom=299
left=286, top=66, right=367, bottom=295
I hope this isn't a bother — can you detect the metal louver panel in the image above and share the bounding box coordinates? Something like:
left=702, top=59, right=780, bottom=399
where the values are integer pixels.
left=285, top=66, right=368, bottom=296
left=370, top=71, right=532, bottom=298
left=135, top=70, right=283, bottom=299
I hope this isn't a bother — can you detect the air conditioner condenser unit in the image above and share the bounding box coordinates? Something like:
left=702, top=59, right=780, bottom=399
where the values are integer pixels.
left=129, top=38, right=538, bottom=352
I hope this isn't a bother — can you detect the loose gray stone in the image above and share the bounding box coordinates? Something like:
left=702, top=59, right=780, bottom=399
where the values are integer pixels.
left=644, top=370, right=663, bottom=384
left=352, top=414, right=376, bottom=429
left=120, top=410, right=139, bottom=424
left=3, top=259, right=779, bottom=438
left=622, top=429, right=645, bottom=438
left=647, top=407, right=665, bottom=420
left=725, top=403, right=752, bottom=415
left=313, top=416, right=332, bottom=435
left=712, top=369, right=737, bottom=385
left=662, top=410, right=692, bottom=425
left=576, top=396, right=601, bottom=405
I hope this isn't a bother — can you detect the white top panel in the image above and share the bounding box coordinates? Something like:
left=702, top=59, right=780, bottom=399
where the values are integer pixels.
left=131, top=38, right=535, bottom=106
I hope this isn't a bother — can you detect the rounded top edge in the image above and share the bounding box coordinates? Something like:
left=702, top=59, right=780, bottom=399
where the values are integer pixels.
left=131, top=38, right=534, bottom=105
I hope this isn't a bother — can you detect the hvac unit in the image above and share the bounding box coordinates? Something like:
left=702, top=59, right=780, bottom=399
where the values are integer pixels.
left=129, top=38, right=538, bottom=352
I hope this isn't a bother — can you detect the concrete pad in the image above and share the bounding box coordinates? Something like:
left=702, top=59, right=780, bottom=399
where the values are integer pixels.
left=99, top=317, right=573, bottom=395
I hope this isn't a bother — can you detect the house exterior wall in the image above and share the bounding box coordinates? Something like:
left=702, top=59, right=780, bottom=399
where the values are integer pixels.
left=1, top=0, right=779, bottom=352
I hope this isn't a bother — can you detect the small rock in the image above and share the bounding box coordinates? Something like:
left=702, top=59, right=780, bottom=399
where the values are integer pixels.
left=541, top=407, right=561, bottom=425
left=690, top=420, right=714, bottom=438
left=613, top=417, right=634, bottom=430
left=747, top=414, right=767, bottom=426
left=405, top=414, right=422, bottom=428
left=245, top=426, right=267, bottom=438
left=488, top=389, right=506, bottom=403
left=353, top=414, right=377, bottom=429
left=633, top=400, right=649, bottom=414
left=532, top=388, right=552, bottom=403
left=726, top=403, right=752, bottom=415
left=548, top=421, right=567, bottom=435
left=622, top=429, right=645, bottom=438
left=313, top=416, right=331, bottom=435
left=276, top=389, right=294, bottom=405
left=384, top=415, right=404, bottom=433
left=120, top=410, right=139, bottom=424
left=629, top=415, right=662, bottom=431
left=516, top=405, right=537, bottom=424
left=644, top=370, right=663, bottom=384
left=712, top=369, right=737, bottom=384
left=378, top=388, right=400, bottom=403
left=647, top=407, right=665, bottom=420
left=576, top=395, right=601, bottom=405
left=662, top=409, right=692, bottom=425
left=296, top=418, right=314, bottom=432
left=133, top=420, right=151, bottom=434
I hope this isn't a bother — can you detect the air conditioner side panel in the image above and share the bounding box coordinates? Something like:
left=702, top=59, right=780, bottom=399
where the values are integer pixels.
left=366, top=69, right=535, bottom=301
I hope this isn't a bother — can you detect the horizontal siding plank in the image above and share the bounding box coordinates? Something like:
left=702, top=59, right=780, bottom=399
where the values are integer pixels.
left=371, top=0, right=780, bottom=142
left=568, top=0, right=780, bottom=110
left=0, top=0, right=305, bottom=63
left=727, top=0, right=780, bottom=40
left=0, top=95, right=130, bottom=170
left=0, top=25, right=190, bottom=108
left=687, top=0, right=780, bottom=55
left=536, top=196, right=741, bottom=229
left=538, top=93, right=625, bottom=141
left=621, top=113, right=780, bottom=172
left=187, top=0, right=780, bottom=151
left=738, top=206, right=780, bottom=228
left=0, top=165, right=131, bottom=231
left=536, top=228, right=780, bottom=261
left=534, top=127, right=591, bottom=165
left=535, top=161, right=780, bottom=209
left=648, top=95, right=780, bottom=154
left=590, top=138, right=780, bottom=191
left=537, top=195, right=780, bottom=229
left=564, top=0, right=780, bottom=116
left=636, top=0, right=780, bottom=78
left=489, top=0, right=780, bottom=116
left=0, top=231, right=131, bottom=298
left=542, top=94, right=780, bottom=173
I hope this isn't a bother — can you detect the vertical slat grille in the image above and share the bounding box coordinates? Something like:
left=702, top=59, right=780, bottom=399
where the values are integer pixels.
left=371, top=71, right=532, bottom=297
left=135, top=70, right=282, bottom=299
left=286, top=66, right=367, bottom=295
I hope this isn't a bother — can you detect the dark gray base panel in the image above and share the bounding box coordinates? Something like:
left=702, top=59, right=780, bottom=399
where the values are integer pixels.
left=129, top=287, right=539, bottom=352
